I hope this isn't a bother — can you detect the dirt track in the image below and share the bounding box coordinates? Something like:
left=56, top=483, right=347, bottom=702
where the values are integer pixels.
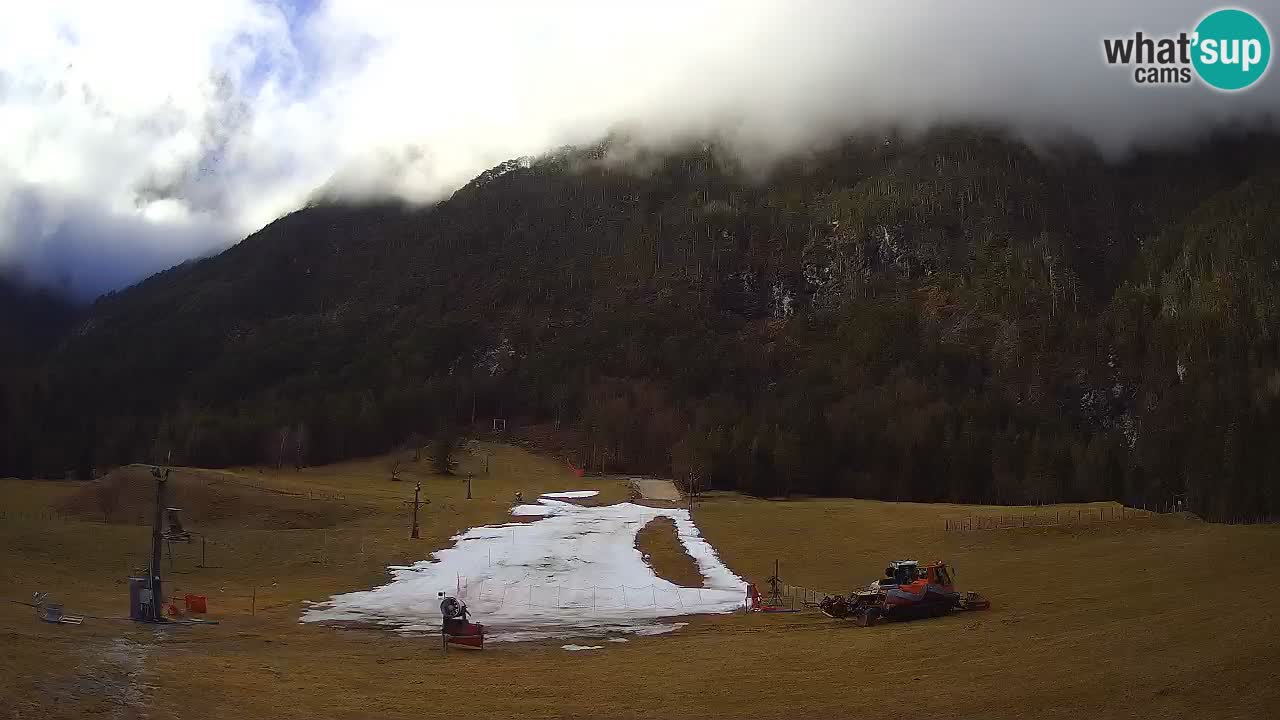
left=632, top=478, right=681, bottom=501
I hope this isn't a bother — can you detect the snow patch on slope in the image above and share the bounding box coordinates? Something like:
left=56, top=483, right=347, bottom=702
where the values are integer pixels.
left=511, top=504, right=556, bottom=517
left=301, top=500, right=745, bottom=642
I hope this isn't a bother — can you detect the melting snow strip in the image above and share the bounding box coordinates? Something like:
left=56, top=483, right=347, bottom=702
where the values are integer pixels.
left=561, top=644, right=603, bottom=651
left=302, top=502, right=744, bottom=642
left=540, top=490, right=599, bottom=499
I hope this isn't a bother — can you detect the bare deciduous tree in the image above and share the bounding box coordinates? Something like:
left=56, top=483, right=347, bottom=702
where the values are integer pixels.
left=430, top=430, right=458, bottom=475
left=93, top=479, right=123, bottom=522
left=294, top=424, right=310, bottom=469
left=682, top=470, right=705, bottom=510
left=404, top=432, right=427, bottom=462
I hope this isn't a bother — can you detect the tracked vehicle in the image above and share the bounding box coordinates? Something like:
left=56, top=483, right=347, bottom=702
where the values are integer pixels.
left=819, top=560, right=989, bottom=626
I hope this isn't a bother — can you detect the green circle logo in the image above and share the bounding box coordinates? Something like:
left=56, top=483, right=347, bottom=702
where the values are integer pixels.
left=1193, top=9, right=1271, bottom=90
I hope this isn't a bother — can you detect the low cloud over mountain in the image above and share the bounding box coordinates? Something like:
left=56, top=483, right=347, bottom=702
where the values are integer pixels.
left=2, top=1, right=1276, bottom=299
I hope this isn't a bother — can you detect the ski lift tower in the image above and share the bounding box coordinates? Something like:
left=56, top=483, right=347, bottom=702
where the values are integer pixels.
left=143, top=462, right=171, bottom=621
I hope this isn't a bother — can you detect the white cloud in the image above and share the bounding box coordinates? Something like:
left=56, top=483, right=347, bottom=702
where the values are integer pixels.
left=1, top=1, right=1277, bottom=299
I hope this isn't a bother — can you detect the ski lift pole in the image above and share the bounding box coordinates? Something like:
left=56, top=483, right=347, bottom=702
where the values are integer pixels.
left=147, top=463, right=170, bottom=621
left=404, top=482, right=427, bottom=539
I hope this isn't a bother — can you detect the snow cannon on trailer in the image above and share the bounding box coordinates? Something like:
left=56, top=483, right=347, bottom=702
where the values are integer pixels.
left=439, top=592, right=485, bottom=651
left=818, top=560, right=989, bottom=626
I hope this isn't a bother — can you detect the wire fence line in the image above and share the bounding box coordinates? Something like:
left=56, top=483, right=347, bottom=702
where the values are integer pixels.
left=776, top=583, right=837, bottom=605
left=452, top=577, right=744, bottom=611
left=0, top=510, right=71, bottom=523
left=203, top=475, right=352, bottom=502
left=738, top=581, right=836, bottom=610
left=944, top=505, right=1171, bottom=532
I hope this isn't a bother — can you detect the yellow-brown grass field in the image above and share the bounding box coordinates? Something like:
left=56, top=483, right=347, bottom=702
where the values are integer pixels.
left=2, top=442, right=1278, bottom=719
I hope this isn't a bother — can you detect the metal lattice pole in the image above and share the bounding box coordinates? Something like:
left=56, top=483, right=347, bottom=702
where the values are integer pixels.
left=147, top=464, right=169, bottom=621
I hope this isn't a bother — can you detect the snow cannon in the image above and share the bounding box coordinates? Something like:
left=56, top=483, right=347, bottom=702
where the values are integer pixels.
left=746, top=560, right=802, bottom=613
left=443, top=621, right=485, bottom=650
left=439, top=591, right=485, bottom=651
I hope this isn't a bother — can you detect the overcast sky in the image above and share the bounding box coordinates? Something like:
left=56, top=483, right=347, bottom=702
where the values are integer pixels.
left=1, top=1, right=1277, bottom=300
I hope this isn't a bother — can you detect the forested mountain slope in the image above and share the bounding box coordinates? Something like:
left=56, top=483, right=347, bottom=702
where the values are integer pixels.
left=0, top=275, right=79, bottom=367
left=0, top=275, right=81, bottom=480
left=7, top=126, right=1279, bottom=521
